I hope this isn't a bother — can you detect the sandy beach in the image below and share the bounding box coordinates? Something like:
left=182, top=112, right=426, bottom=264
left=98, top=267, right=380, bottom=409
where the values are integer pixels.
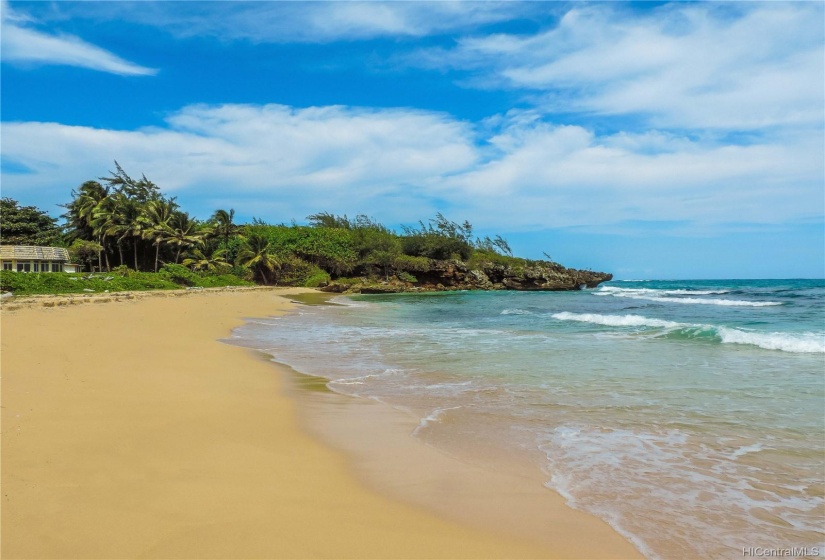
left=1, top=288, right=641, bottom=559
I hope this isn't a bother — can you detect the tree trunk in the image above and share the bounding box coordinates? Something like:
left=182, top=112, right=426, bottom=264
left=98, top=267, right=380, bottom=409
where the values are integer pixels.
left=176, top=246, right=181, bottom=264
left=134, top=241, right=139, bottom=271
left=97, top=234, right=104, bottom=273
left=118, top=242, right=124, bottom=267
left=154, top=243, right=160, bottom=272
left=101, top=235, right=111, bottom=271
left=260, top=267, right=268, bottom=285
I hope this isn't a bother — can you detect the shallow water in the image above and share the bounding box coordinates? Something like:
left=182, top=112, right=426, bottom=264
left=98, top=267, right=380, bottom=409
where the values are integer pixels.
left=230, top=280, right=825, bottom=559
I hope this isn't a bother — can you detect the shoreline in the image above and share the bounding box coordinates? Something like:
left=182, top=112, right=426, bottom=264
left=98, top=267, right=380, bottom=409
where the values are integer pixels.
left=276, top=363, right=643, bottom=559
left=2, top=289, right=639, bottom=558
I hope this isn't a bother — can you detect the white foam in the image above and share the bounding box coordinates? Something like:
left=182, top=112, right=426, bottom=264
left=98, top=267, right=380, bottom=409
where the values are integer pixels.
left=596, top=287, right=778, bottom=307
left=551, top=313, right=825, bottom=353
left=652, top=296, right=780, bottom=307
left=717, top=327, right=825, bottom=354
left=424, top=381, right=473, bottom=390
left=599, top=286, right=730, bottom=296
left=501, top=308, right=533, bottom=315
left=412, top=406, right=462, bottom=437
left=728, top=442, right=765, bottom=460
left=329, top=296, right=372, bottom=307
left=551, top=312, right=684, bottom=329
left=329, top=368, right=404, bottom=386
left=246, top=319, right=282, bottom=326
left=540, top=425, right=824, bottom=559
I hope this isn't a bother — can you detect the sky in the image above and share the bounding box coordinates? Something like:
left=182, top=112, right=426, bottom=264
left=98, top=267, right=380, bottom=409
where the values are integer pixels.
left=1, top=1, right=823, bottom=279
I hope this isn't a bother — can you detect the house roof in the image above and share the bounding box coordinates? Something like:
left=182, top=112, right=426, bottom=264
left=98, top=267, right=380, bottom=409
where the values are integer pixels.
left=0, top=245, right=70, bottom=261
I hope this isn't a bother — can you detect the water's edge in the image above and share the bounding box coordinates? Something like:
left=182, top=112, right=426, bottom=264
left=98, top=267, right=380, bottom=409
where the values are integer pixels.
left=227, top=283, right=825, bottom=559
left=235, top=334, right=647, bottom=559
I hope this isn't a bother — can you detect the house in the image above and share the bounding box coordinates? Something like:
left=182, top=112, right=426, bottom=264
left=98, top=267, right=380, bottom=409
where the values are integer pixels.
left=0, top=245, right=81, bottom=273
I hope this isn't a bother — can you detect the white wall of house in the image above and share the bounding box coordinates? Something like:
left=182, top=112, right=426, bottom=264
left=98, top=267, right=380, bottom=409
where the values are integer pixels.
left=0, top=260, right=69, bottom=272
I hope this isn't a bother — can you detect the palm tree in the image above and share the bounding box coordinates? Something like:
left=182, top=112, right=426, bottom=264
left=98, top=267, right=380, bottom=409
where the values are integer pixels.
left=167, top=211, right=210, bottom=264
left=142, top=198, right=178, bottom=272
left=91, top=196, right=122, bottom=268
left=183, top=241, right=229, bottom=272
left=74, top=181, right=110, bottom=271
left=93, top=193, right=141, bottom=268
left=115, top=197, right=146, bottom=270
left=237, top=234, right=280, bottom=285
left=211, top=208, right=240, bottom=248
left=100, top=161, right=161, bottom=203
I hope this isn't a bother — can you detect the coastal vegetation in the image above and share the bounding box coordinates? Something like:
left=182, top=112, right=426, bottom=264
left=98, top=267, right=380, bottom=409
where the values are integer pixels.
left=1, top=163, right=611, bottom=295
left=0, top=265, right=251, bottom=295
left=0, top=198, right=63, bottom=246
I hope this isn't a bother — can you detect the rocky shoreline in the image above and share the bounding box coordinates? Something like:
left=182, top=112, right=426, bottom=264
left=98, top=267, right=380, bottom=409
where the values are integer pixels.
left=0, top=261, right=612, bottom=306
left=322, top=259, right=612, bottom=294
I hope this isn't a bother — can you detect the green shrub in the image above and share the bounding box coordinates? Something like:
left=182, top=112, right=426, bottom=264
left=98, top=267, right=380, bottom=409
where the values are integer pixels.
left=0, top=268, right=252, bottom=295
left=243, top=224, right=357, bottom=276
left=158, top=263, right=199, bottom=286
left=159, top=264, right=252, bottom=288
left=393, top=254, right=431, bottom=272
left=0, top=270, right=180, bottom=295
left=227, top=265, right=254, bottom=282
left=277, top=256, right=330, bottom=287
left=399, top=214, right=474, bottom=261
left=194, top=274, right=252, bottom=288
left=331, top=277, right=363, bottom=286
left=111, top=264, right=136, bottom=277
left=466, top=250, right=529, bottom=270
left=302, top=271, right=331, bottom=288
left=397, top=271, right=417, bottom=283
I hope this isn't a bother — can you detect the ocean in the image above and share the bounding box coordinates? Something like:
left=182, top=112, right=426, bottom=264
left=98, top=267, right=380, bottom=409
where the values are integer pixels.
left=229, top=279, right=825, bottom=559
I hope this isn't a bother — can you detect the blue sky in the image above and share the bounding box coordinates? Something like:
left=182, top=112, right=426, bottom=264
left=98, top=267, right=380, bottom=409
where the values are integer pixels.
left=1, top=1, right=823, bottom=279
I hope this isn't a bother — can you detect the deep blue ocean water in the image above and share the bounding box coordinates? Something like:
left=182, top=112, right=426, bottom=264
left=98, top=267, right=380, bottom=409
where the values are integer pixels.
left=231, top=279, right=824, bottom=559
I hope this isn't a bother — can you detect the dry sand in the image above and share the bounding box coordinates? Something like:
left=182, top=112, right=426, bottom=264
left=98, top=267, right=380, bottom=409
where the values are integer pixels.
left=1, top=288, right=641, bottom=559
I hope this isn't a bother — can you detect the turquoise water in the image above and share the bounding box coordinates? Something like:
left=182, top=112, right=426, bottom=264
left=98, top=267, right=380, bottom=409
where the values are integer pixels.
left=231, top=279, right=825, bottom=558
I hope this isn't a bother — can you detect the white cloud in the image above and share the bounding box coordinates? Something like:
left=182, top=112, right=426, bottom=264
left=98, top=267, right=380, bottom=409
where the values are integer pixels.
left=414, top=3, right=824, bottom=130
left=441, top=119, right=823, bottom=229
left=2, top=104, right=821, bottom=232
left=0, top=104, right=478, bottom=221
left=0, top=1, right=156, bottom=76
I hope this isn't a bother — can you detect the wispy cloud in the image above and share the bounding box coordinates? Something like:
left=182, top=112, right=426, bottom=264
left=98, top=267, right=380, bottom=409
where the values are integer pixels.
left=2, top=103, right=821, bottom=231
left=412, top=3, right=824, bottom=131
left=26, top=1, right=542, bottom=43
left=0, top=1, right=156, bottom=76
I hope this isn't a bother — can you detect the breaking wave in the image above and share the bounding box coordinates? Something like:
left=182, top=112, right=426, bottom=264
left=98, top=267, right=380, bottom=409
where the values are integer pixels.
left=550, top=312, right=824, bottom=354
left=596, top=287, right=781, bottom=307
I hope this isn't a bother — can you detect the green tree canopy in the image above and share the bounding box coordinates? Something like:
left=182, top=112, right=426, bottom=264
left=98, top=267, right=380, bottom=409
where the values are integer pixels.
left=100, top=161, right=161, bottom=203
left=237, top=233, right=280, bottom=285
left=211, top=208, right=241, bottom=247
left=0, top=198, right=63, bottom=246
left=69, top=239, right=104, bottom=272
left=400, top=213, right=474, bottom=261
